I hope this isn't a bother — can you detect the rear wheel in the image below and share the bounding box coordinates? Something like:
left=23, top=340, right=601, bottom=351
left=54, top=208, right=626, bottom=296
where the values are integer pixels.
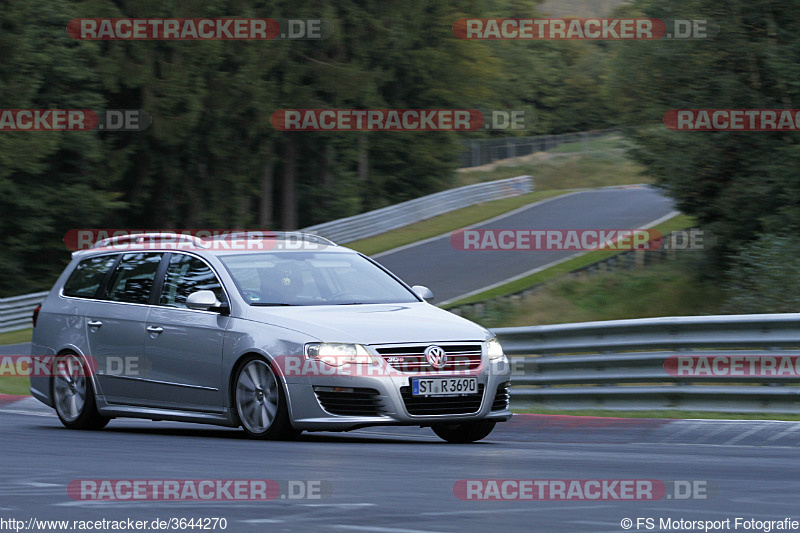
left=52, top=353, right=109, bottom=430
left=234, top=356, right=299, bottom=440
left=432, top=419, right=496, bottom=443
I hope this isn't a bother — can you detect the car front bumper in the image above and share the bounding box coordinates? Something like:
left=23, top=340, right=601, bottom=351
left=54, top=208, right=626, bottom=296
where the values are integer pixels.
left=284, top=365, right=512, bottom=431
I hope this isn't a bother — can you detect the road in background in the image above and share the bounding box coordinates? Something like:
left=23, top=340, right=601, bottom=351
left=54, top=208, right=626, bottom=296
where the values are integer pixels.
left=375, top=186, right=676, bottom=304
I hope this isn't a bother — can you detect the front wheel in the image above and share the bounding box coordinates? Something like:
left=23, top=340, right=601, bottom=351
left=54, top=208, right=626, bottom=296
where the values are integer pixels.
left=234, top=357, right=299, bottom=440
left=53, top=353, right=110, bottom=430
left=432, top=419, right=496, bottom=443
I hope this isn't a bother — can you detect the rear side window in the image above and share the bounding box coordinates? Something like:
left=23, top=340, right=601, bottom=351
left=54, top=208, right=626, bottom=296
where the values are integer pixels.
left=62, top=255, right=118, bottom=298
left=160, top=254, right=223, bottom=308
left=106, top=253, right=163, bottom=304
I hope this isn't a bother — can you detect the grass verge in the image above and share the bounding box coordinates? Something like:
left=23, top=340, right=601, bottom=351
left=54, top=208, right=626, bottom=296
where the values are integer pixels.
left=0, top=377, right=31, bottom=396
left=455, top=135, right=644, bottom=189
left=444, top=213, right=696, bottom=308
left=0, top=328, right=32, bottom=346
left=0, top=329, right=33, bottom=394
left=496, top=257, right=724, bottom=327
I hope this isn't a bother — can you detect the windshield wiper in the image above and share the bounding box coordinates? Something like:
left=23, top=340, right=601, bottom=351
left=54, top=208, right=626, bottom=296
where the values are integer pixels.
left=251, top=302, right=295, bottom=306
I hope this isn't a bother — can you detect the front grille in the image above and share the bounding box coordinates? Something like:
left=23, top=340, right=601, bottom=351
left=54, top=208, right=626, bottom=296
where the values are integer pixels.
left=313, top=386, right=384, bottom=416
left=374, top=343, right=483, bottom=374
left=492, top=382, right=510, bottom=411
left=400, top=384, right=485, bottom=416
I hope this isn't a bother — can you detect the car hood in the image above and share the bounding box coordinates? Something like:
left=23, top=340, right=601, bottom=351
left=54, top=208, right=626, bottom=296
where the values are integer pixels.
left=243, top=302, right=490, bottom=345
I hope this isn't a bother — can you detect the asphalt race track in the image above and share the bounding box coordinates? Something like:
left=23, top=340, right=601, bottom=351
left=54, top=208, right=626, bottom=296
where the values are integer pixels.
left=374, top=186, right=677, bottom=304
left=1, top=398, right=799, bottom=532
left=3, top=187, right=797, bottom=533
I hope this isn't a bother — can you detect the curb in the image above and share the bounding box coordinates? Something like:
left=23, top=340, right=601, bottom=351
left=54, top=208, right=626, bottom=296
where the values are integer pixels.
left=0, top=393, right=30, bottom=405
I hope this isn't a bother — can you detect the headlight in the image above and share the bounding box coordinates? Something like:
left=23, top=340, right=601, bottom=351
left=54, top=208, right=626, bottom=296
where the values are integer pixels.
left=485, top=337, right=508, bottom=363
left=305, top=343, right=375, bottom=366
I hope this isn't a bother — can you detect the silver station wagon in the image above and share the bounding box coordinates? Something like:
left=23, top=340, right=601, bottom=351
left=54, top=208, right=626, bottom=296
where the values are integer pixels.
left=30, top=232, right=511, bottom=442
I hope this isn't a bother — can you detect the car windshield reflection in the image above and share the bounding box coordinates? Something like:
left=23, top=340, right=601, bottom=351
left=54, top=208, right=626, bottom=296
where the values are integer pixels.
left=219, top=251, right=419, bottom=306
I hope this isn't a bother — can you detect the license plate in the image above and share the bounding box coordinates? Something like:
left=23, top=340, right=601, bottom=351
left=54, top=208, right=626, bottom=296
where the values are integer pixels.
left=412, top=377, right=478, bottom=396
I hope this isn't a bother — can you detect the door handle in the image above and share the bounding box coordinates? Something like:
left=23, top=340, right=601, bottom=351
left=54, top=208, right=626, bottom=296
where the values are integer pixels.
left=146, top=326, right=164, bottom=334
left=87, top=320, right=102, bottom=328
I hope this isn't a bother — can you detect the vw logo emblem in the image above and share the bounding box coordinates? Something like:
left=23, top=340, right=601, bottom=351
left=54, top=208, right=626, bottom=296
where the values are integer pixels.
left=424, top=345, right=447, bottom=369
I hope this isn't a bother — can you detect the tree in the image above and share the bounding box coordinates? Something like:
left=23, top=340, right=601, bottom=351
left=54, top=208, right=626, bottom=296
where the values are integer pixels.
left=0, top=0, right=120, bottom=294
left=606, top=0, right=800, bottom=268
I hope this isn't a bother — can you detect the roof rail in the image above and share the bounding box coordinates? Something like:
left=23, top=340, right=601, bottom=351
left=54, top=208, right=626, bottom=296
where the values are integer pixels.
left=211, top=231, right=337, bottom=247
left=92, top=232, right=209, bottom=249
left=279, top=232, right=337, bottom=246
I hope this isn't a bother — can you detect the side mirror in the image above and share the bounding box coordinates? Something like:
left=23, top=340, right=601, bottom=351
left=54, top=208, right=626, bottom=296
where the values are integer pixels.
left=186, top=290, right=227, bottom=313
left=411, top=285, right=434, bottom=302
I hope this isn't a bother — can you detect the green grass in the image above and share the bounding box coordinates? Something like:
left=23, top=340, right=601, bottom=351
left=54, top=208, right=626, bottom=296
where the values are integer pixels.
left=455, top=135, right=645, bottom=190
left=0, top=377, right=30, bottom=396
left=0, top=328, right=32, bottom=346
left=547, top=134, right=633, bottom=154
left=512, top=407, right=800, bottom=421
left=516, top=262, right=721, bottom=325
left=463, top=254, right=725, bottom=328
left=444, top=214, right=696, bottom=307
left=0, top=329, right=33, bottom=395
left=0, top=329, right=33, bottom=394
left=346, top=190, right=566, bottom=256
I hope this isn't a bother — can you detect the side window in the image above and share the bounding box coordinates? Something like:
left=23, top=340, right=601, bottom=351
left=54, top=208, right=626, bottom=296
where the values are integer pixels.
left=106, top=253, right=163, bottom=304
left=62, top=255, right=118, bottom=298
left=160, top=254, right=223, bottom=309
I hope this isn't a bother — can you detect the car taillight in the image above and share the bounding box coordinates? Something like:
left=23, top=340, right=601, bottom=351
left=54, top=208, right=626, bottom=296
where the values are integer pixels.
left=32, top=304, right=41, bottom=328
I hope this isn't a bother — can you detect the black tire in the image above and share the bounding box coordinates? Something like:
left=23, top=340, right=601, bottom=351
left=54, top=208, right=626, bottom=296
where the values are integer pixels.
left=432, top=419, right=496, bottom=443
left=52, top=353, right=110, bottom=430
left=233, top=356, right=299, bottom=440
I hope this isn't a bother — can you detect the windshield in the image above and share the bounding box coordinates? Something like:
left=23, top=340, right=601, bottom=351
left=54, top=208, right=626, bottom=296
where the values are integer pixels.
left=219, top=251, right=419, bottom=306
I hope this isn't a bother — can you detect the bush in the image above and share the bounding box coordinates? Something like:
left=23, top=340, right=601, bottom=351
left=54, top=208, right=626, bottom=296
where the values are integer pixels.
left=725, top=233, right=800, bottom=313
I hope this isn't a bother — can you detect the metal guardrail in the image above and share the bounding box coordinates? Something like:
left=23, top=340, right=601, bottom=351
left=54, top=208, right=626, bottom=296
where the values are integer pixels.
left=0, top=291, right=48, bottom=334
left=302, top=175, right=532, bottom=243
left=493, top=314, right=800, bottom=413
